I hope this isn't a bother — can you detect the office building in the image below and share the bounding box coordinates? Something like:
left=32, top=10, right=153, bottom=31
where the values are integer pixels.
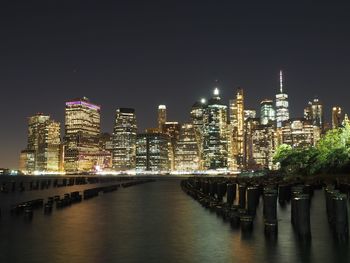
left=281, top=118, right=319, bottom=149
left=162, top=121, right=181, bottom=170
left=245, top=118, right=277, bottom=170
left=228, top=88, right=244, bottom=170
left=158, top=105, right=167, bottom=132
left=20, top=113, right=60, bottom=173
left=304, top=98, right=324, bottom=132
left=136, top=133, right=169, bottom=171
left=202, top=88, right=228, bottom=169
left=112, top=108, right=137, bottom=171
left=275, top=70, right=290, bottom=128
left=174, top=123, right=200, bottom=171
left=64, top=97, right=101, bottom=172
left=260, top=99, right=276, bottom=125
left=190, top=99, right=207, bottom=169
left=332, top=106, right=343, bottom=129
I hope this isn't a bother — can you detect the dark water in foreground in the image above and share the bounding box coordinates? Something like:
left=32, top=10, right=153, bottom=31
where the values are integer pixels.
left=0, top=179, right=349, bottom=263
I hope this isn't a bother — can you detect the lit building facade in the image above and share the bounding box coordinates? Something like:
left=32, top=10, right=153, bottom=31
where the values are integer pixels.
left=190, top=99, right=207, bottom=169
left=136, top=133, right=169, bottom=171
left=332, top=106, right=343, bottom=129
left=275, top=70, right=290, bottom=128
left=244, top=109, right=256, bottom=120
left=281, top=118, right=319, bottom=149
left=36, top=120, right=61, bottom=171
left=228, top=88, right=244, bottom=170
left=304, top=98, right=324, bottom=132
left=19, top=150, right=35, bottom=173
left=112, top=108, right=137, bottom=171
left=158, top=105, right=167, bottom=132
left=145, top=127, right=159, bottom=134
left=99, top=133, right=113, bottom=153
left=175, top=123, right=200, bottom=171
left=20, top=113, right=60, bottom=173
left=202, top=88, right=228, bottom=169
left=162, top=121, right=181, bottom=170
left=260, top=99, right=276, bottom=125
left=27, top=113, right=50, bottom=156
left=244, top=118, right=277, bottom=170
left=64, top=97, right=101, bottom=172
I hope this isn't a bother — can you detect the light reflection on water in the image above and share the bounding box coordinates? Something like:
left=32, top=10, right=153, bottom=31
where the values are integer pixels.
left=0, top=180, right=349, bottom=263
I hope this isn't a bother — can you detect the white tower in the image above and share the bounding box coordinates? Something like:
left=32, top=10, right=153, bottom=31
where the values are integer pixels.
left=275, top=70, right=290, bottom=128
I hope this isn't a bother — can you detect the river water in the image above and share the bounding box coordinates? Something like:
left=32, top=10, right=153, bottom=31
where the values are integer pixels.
left=0, top=179, right=349, bottom=263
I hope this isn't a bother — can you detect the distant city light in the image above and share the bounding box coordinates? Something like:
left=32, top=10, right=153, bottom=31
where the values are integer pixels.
left=213, top=87, right=220, bottom=96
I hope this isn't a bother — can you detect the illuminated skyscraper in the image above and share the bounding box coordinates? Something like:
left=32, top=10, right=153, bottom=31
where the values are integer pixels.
left=36, top=120, right=61, bottom=171
left=190, top=99, right=206, bottom=169
left=202, top=87, right=228, bottom=169
left=244, top=117, right=260, bottom=169
left=162, top=121, right=181, bottom=170
left=260, top=99, right=276, bottom=125
left=244, top=118, right=277, bottom=170
left=158, top=105, right=167, bottom=132
left=281, top=118, right=319, bottom=149
left=112, top=108, right=137, bottom=171
left=304, top=98, right=324, bottom=132
left=64, top=97, right=101, bottom=172
left=20, top=113, right=60, bottom=172
left=96, top=133, right=113, bottom=170
left=136, top=133, right=169, bottom=171
left=228, top=88, right=244, bottom=169
left=275, top=70, right=290, bottom=128
left=332, top=106, right=343, bottom=129
left=27, top=114, right=50, bottom=159
left=175, top=123, right=200, bottom=171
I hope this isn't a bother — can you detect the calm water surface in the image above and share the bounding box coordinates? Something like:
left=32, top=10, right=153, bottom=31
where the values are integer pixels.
left=0, top=179, right=349, bottom=263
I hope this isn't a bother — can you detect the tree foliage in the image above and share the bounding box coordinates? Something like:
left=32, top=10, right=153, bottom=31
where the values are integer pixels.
left=273, top=123, right=350, bottom=176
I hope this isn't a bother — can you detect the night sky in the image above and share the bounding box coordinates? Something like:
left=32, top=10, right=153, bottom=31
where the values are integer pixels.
left=1, top=1, right=350, bottom=168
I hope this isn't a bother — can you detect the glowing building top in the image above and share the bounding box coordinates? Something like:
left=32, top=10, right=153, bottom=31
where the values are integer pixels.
left=158, top=105, right=167, bottom=131
left=213, top=87, right=220, bottom=97
left=275, top=70, right=290, bottom=128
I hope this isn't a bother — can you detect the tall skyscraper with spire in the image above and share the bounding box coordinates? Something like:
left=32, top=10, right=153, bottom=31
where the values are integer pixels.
left=275, top=70, right=290, bottom=128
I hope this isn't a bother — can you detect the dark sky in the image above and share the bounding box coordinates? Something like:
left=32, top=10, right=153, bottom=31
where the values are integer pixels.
left=1, top=1, right=350, bottom=168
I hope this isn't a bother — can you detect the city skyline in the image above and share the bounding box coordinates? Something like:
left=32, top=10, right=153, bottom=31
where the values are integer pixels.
left=5, top=74, right=349, bottom=170
left=1, top=3, right=350, bottom=263
left=15, top=78, right=346, bottom=173
left=2, top=1, right=350, bottom=168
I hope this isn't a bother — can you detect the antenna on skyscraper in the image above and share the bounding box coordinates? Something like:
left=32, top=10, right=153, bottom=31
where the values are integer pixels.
left=279, top=70, right=284, bottom=93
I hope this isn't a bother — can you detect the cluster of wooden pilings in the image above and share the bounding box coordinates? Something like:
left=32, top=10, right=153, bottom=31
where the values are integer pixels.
left=325, top=185, right=349, bottom=242
left=181, top=176, right=350, bottom=242
left=10, top=198, right=44, bottom=220
left=0, top=176, right=125, bottom=193
left=5, top=178, right=156, bottom=221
